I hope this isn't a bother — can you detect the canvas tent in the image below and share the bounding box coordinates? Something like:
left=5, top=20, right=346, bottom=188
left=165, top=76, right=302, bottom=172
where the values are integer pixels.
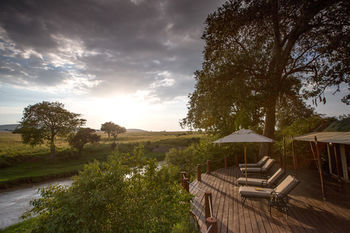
left=294, top=132, right=350, bottom=182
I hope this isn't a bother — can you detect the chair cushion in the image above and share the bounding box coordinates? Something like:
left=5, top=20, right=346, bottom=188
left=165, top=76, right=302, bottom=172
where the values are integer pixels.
left=261, top=159, right=274, bottom=171
left=238, top=156, right=269, bottom=168
left=237, top=177, right=266, bottom=186
left=240, top=167, right=261, bottom=173
left=274, top=175, right=299, bottom=197
left=239, top=186, right=273, bottom=198
left=257, top=156, right=269, bottom=166
left=267, top=168, right=284, bottom=185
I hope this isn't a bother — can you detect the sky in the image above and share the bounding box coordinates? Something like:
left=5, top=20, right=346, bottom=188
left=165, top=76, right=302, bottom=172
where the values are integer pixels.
left=0, top=0, right=349, bottom=131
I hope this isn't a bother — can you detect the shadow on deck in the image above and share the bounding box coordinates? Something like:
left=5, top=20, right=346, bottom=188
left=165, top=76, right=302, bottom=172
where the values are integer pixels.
left=189, top=167, right=350, bottom=233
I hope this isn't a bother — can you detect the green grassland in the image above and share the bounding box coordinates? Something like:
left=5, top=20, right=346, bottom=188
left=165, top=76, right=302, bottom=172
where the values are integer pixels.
left=0, top=131, right=202, bottom=188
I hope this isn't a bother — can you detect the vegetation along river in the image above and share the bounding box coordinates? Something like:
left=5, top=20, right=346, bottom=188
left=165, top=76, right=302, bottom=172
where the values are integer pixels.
left=0, top=161, right=164, bottom=229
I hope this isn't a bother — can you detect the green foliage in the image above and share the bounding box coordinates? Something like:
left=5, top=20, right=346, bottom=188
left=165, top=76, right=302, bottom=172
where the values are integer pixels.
left=68, top=128, right=101, bottom=155
left=15, top=101, right=85, bottom=157
left=24, top=151, right=193, bottom=233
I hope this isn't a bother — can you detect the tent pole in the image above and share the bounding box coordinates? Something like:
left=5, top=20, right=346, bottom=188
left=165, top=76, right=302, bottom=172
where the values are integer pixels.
left=315, top=136, right=326, bottom=200
left=244, top=144, right=247, bottom=184
left=309, top=141, right=318, bottom=169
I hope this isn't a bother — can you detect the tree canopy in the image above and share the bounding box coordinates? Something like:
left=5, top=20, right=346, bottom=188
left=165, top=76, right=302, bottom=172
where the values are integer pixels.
left=15, top=101, right=86, bottom=157
left=68, top=128, right=101, bottom=155
left=182, top=0, right=350, bottom=154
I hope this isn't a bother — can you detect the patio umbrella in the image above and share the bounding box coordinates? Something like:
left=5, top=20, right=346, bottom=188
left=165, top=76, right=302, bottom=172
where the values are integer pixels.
left=213, top=129, right=274, bottom=183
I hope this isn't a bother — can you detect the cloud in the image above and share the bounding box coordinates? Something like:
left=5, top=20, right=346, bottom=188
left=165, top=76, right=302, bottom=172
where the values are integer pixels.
left=0, top=0, right=225, bottom=100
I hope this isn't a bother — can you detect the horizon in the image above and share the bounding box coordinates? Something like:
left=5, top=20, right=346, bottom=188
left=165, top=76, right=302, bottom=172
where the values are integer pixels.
left=0, top=0, right=349, bottom=131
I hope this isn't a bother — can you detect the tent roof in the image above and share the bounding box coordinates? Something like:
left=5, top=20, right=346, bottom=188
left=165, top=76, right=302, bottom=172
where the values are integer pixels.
left=213, top=129, right=274, bottom=143
left=294, top=131, right=350, bottom=145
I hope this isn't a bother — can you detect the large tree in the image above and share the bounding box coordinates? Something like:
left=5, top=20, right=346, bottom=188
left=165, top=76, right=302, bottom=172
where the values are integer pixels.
left=15, top=101, right=86, bottom=157
left=183, top=0, right=350, bottom=154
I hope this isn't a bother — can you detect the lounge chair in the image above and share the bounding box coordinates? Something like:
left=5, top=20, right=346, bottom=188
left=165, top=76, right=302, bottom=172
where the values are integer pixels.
left=239, top=175, right=299, bottom=216
left=237, top=168, right=284, bottom=187
left=240, top=158, right=275, bottom=175
left=239, top=155, right=269, bottom=168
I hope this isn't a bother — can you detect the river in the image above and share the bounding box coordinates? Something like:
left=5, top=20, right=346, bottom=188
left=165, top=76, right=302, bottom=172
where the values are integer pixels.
left=0, top=178, right=73, bottom=229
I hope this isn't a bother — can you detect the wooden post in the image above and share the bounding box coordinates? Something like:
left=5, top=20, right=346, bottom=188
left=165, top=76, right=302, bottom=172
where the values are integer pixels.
left=333, top=144, right=341, bottom=180
left=291, top=137, right=297, bottom=170
left=206, top=217, right=218, bottom=233
left=206, top=160, right=211, bottom=174
left=197, top=164, right=201, bottom=182
left=235, top=154, right=238, bottom=167
left=283, top=136, right=287, bottom=170
left=183, top=177, right=189, bottom=192
left=224, top=157, right=228, bottom=169
left=315, top=136, right=326, bottom=200
left=180, top=171, right=186, bottom=183
left=204, top=192, right=212, bottom=219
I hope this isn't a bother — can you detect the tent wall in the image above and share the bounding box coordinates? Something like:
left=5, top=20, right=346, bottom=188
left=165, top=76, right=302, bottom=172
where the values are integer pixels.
left=340, top=145, right=349, bottom=181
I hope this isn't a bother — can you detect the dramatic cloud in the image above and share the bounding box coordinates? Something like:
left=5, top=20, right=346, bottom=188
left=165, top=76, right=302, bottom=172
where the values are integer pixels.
left=0, top=0, right=225, bottom=100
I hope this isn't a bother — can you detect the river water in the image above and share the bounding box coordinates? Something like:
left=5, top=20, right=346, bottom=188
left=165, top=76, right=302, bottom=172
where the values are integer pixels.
left=0, top=178, right=73, bottom=229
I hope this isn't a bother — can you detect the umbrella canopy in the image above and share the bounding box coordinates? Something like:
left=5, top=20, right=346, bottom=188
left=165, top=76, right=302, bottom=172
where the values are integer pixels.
left=213, top=129, right=274, bottom=184
left=213, top=129, right=274, bottom=143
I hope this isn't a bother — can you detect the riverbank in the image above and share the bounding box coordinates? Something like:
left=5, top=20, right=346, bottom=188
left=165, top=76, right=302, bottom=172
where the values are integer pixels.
left=0, top=132, right=202, bottom=189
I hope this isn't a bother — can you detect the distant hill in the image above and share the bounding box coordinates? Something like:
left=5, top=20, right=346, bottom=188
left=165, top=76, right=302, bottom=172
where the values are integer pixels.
left=126, top=128, right=148, bottom=133
left=0, top=124, right=19, bottom=132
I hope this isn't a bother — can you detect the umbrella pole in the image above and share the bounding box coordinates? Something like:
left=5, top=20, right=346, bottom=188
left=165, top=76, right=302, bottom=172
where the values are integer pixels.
left=244, top=144, right=247, bottom=184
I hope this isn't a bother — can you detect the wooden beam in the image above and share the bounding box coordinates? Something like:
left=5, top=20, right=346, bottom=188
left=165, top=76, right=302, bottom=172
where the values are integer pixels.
left=315, top=136, right=326, bottom=200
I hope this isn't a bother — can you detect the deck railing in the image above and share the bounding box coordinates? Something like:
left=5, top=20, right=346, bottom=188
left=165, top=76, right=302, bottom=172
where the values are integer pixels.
left=181, top=157, right=231, bottom=233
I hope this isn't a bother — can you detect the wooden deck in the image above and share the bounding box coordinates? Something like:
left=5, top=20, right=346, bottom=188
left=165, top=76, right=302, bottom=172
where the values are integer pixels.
left=190, top=166, right=350, bottom=233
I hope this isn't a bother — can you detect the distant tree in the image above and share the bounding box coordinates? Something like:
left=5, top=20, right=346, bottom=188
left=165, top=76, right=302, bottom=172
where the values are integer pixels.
left=15, top=101, right=86, bottom=157
left=183, top=0, right=350, bottom=155
left=68, top=128, right=101, bottom=155
left=111, top=125, right=126, bottom=143
left=101, top=122, right=126, bottom=142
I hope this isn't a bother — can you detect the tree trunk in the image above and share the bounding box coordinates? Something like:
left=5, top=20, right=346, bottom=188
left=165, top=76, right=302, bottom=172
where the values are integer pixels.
left=50, top=138, right=56, bottom=158
left=259, top=97, right=277, bottom=157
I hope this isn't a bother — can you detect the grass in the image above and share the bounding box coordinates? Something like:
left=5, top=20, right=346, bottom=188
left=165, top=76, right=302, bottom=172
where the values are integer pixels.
left=0, top=218, right=37, bottom=233
left=0, top=131, right=202, bottom=188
